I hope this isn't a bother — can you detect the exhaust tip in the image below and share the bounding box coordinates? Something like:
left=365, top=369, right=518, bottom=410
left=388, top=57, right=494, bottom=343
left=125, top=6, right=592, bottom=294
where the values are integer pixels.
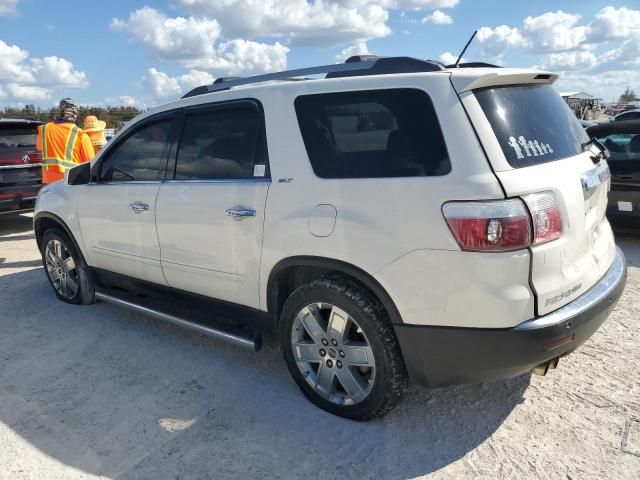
left=531, top=357, right=560, bottom=376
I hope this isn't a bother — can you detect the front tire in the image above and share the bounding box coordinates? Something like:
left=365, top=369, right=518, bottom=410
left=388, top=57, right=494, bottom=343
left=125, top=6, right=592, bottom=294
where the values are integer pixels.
left=40, top=229, right=95, bottom=305
left=280, top=275, right=409, bottom=421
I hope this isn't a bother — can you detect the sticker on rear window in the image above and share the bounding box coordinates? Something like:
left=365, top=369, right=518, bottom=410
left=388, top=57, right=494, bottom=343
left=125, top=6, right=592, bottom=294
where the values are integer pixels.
left=507, top=136, right=554, bottom=160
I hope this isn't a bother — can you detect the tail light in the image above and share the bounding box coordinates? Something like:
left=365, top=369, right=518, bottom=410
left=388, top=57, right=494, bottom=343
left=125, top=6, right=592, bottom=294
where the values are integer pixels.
left=522, top=191, right=563, bottom=245
left=442, top=199, right=532, bottom=252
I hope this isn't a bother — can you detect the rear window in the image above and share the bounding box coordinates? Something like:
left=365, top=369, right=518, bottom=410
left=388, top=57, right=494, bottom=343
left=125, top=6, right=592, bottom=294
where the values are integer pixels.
left=295, top=88, right=450, bottom=179
left=475, top=84, right=589, bottom=168
left=0, top=124, right=38, bottom=148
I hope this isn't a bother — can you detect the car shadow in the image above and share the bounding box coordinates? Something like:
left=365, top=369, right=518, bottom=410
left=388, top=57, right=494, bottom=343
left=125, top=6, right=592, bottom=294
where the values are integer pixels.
left=0, top=267, right=530, bottom=479
left=0, top=212, right=34, bottom=236
left=615, top=233, right=640, bottom=267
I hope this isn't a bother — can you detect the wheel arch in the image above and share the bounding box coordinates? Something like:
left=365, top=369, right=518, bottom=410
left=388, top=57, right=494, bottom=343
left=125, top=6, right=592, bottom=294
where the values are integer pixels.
left=34, top=212, right=83, bottom=257
left=266, top=256, right=404, bottom=326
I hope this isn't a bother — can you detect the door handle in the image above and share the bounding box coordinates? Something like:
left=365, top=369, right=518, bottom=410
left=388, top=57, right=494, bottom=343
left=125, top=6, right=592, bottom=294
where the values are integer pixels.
left=225, top=207, right=256, bottom=219
left=129, top=202, right=150, bottom=214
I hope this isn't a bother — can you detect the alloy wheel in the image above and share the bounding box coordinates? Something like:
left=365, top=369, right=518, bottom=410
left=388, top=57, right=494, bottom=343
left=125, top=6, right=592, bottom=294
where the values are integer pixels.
left=291, top=302, right=376, bottom=405
left=44, top=239, right=79, bottom=300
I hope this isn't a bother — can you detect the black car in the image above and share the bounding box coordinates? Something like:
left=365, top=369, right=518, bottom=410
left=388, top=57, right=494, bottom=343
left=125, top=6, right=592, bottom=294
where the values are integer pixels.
left=0, top=118, right=43, bottom=214
left=587, top=120, right=640, bottom=231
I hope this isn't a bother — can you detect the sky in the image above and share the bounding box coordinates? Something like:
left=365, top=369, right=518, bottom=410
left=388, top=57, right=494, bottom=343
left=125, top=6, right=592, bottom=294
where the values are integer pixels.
left=0, top=0, right=638, bottom=109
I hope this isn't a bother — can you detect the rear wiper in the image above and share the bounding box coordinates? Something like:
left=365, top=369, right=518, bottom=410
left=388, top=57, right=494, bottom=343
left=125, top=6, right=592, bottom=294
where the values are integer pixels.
left=582, top=138, right=609, bottom=163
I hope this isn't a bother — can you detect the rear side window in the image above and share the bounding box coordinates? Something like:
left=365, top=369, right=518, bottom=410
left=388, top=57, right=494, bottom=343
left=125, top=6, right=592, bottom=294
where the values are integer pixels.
left=99, top=119, right=172, bottom=182
left=175, top=107, right=265, bottom=180
left=475, top=84, right=589, bottom=168
left=0, top=124, right=38, bottom=148
left=295, top=89, right=450, bottom=179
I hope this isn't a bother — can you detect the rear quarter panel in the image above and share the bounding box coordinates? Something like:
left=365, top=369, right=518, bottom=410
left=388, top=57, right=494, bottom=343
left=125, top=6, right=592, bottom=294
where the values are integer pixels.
left=257, top=74, right=533, bottom=326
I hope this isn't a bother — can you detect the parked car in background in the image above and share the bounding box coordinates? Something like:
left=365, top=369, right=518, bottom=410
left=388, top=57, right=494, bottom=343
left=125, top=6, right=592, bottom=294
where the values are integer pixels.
left=611, top=109, right=640, bottom=122
left=587, top=120, right=640, bottom=231
left=580, top=119, right=597, bottom=128
left=0, top=118, right=43, bottom=214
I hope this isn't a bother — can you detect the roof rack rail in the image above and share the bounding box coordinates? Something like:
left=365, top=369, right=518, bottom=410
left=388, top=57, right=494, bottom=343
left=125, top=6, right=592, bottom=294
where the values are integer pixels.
left=182, top=56, right=446, bottom=98
left=214, top=76, right=243, bottom=84
left=446, top=62, right=502, bottom=69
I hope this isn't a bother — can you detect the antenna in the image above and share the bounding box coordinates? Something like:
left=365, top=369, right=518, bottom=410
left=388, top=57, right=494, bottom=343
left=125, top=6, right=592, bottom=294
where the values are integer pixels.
left=454, top=30, right=478, bottom=68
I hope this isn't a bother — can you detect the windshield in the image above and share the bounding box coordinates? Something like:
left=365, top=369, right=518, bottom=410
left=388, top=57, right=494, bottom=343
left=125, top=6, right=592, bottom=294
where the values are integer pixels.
left=475, top=84, right=589, bottom=168
left=0, top=125, right=38, bottom=148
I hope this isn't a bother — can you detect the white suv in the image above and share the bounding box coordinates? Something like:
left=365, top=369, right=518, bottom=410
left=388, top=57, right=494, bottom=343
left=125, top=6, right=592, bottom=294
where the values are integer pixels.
left=34, top=56, right=627, bottom=420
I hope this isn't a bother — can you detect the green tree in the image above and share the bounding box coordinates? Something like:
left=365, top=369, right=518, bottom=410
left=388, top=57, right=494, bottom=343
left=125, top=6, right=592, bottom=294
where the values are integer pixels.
left=0, top=104, right=143, bottom=130
left=619, top=87, right=637, bottom=103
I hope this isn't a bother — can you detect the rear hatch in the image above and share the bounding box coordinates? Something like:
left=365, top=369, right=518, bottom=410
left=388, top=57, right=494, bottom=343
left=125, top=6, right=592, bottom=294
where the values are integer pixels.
left=455, top=73, right=616, bottom=315
left=0, top=121, right=42, bottom=186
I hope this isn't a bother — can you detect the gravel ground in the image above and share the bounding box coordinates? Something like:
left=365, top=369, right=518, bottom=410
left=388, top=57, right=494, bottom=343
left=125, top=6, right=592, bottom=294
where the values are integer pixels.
left=0, top=212, right=639, bottom=480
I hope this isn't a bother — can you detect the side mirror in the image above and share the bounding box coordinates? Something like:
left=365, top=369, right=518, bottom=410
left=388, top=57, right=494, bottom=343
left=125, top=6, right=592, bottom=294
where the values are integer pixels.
left=66, top=162, right=91, bottom=185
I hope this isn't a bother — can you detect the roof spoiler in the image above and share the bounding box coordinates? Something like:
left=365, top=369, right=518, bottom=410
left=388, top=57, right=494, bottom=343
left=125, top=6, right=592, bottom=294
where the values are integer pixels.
left=452, top=71, right=559, bottom=93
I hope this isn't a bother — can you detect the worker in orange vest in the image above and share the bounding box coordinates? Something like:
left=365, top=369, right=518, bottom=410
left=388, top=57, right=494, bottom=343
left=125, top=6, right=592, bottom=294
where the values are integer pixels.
left=37, top=98, right=95, bottom=184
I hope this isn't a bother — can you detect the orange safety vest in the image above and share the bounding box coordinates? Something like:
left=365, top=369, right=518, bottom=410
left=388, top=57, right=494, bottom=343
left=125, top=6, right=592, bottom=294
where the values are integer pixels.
left=37, top=121, right=95, bottom=184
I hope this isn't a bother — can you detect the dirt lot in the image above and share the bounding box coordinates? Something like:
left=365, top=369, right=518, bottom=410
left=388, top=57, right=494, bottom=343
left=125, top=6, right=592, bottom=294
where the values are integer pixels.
left=0, top=213, right=639, bottom=480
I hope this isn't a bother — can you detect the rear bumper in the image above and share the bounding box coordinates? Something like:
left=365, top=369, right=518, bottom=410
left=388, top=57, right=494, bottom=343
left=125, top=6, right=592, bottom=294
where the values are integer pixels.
left=395, top=247, right=627, bottom=387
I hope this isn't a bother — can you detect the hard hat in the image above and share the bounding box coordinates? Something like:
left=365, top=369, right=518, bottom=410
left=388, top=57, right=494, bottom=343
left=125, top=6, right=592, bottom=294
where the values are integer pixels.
left=83, top=115, right=107, bottom=132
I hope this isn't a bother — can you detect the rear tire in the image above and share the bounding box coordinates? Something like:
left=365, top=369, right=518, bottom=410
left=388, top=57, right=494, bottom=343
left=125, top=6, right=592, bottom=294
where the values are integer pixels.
left=280, top=274, right=409, bottom=421
left=40, top=229, right=95, bottom=305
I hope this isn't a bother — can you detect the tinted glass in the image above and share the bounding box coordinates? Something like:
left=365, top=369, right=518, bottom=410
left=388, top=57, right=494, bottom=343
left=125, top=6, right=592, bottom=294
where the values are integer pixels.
left=617, top=112, right=640, bottom=121
left=0, top=124, right=38, bottom=148
left=175, top=108, right=263, bottom=180
left=594, top=133, right=640, bottom=161
left=295, top=89, right=450, bottom=179
left=99, top=120, right=172, bottom=182
left=475, top=84, right=589, bottom=168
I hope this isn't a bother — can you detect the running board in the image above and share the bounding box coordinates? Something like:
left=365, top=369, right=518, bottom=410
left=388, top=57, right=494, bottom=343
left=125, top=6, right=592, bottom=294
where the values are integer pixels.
left=95, top=291, right=262, bottom=351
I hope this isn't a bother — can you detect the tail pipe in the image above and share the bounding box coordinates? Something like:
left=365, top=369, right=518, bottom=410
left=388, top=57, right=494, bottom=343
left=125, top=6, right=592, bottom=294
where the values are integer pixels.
left=530, top=357, right=560, bottom=376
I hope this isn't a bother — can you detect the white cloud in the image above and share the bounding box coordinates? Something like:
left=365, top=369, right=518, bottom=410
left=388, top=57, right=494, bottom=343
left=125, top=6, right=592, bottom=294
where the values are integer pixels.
left=172, top=0, right=459, bottom=46
left=0, top=85, right=6, bottom=99
left=476, top=25, right=527, bottom=58
left=0, top=40, right=34, bottom=83
left=336, top=41, right=369, bottom=62
left=438, top=51, right=463, bottom=65
left=172, top=0, right=387, bottom=45
left=587, top=6, right=640, bottom=43
left=112, top=7, right=289, bottom=75
left=474, top=6, right=640, bottom=102
left=31, top=56, right=88, bottom=87
left=422, top=10, right=452, bottom=25
left=119, top=96, right=140, bottom=107
left=188, top=40, right=288, bottom=74
left=0, top=40, right=88, bottom=104
left=0, top=0, right=19, bottom=15
left=142, top=68, right=215, bottom=98
left=7, top=84, right=51, bottom=101
left=111, top=7, right=221, bottom=61
left=536, top=51, right=598, bottom=71
left=522, top=11, right=588, bottom=52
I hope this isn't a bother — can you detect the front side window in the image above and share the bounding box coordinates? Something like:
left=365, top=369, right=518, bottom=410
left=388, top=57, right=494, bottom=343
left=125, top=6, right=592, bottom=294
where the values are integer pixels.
left=594, top=133, right=640, bottom=161
left=475, top=84, right=589, bottom=168
left=295, top=89, right=450, bottom=179
left=99, top=119, right=173, bottom=182
left=175, top=107, right=264, bottom=180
